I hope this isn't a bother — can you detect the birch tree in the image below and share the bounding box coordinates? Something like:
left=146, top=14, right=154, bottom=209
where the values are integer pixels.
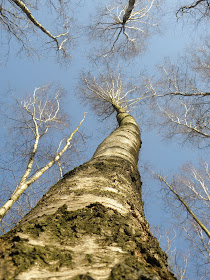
left=144, top=40, right=210, bottom=148
left=0, top=71, right=176, bottom=280
left=0, top=85, right=85, bottom=227
left=88, top=0, right=160, bottom=59
left=142, top=36, right=210, bottom=279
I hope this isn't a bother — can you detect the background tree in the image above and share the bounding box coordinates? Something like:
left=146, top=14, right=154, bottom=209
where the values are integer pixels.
left=176, top=0, right=210, bottom=20
left=140, top=9, right=210, bottom=278
left=0, top=85, right=85, bottom=230
left=144, top=41, right=209, bottom=147
left=154, top=161, right=210, bottom=279
left=88, top=0, right=160, bottom=59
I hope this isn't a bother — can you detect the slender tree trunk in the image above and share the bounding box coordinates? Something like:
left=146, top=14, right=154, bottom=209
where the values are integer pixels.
left=0, top=107, right=176, bottom=279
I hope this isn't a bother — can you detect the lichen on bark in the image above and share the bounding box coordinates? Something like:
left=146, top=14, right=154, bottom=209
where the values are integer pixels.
left=0, top=109, right=176, bottom=279
left=0, top=200, right=175, bottom=279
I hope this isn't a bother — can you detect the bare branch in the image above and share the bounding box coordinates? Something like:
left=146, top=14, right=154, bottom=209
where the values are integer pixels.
left=152, top=162, right=210, bottom=277
left=0, top=113, right=85, bottom=221
left=157, top=101, right=210, bottom=138
left=156, top=173, right=210, bottom=238
left=88, top=0, right=160, bottom=59
left=143, top=41, right=210, bottom=147
left=0, top=0, right=72, bottom=59
left=81, top=67, right=155, bottom=117
left=0, top=87, right=86, bottom=221
left=177, top=0, right=210, bottom=18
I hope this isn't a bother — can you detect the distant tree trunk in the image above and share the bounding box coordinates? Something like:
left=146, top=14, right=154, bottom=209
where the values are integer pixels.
left=0, top=107, right=176, bottom=280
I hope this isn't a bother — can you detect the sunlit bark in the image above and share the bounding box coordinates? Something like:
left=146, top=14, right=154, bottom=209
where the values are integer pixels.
left=0, top=88, right=176, bottom=279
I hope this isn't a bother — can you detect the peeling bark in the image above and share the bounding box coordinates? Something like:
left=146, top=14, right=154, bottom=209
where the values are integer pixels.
left=0, top=109, right=176, bottom=279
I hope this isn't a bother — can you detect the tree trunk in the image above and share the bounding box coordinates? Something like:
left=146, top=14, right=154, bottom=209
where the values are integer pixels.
left=123, top=0, right=136, bottom=24
left=0, top=108, right=176, bottom=280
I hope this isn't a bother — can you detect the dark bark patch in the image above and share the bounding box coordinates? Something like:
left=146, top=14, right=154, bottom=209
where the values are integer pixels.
left=0, top=200, right=176, bottom=279
left=92, top=161, right=105, bottom=171
left=109, top=263, right=139, bottom=280
left=109, top=256, right=161, bottom=279
left=146, top=255, right=161, bottom=267
left=109, top=256, right=167, bottom=280
left=72, top=274, right=95, bottom=280
left=7, top=240, right=73, bottom=275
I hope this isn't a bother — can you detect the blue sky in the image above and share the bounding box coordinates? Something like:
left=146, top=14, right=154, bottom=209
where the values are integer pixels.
left=0, top=1, right=209, bottom=278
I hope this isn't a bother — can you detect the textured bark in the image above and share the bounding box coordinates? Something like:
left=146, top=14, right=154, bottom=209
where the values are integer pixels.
left=0, top=109, right=176, bottom=280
